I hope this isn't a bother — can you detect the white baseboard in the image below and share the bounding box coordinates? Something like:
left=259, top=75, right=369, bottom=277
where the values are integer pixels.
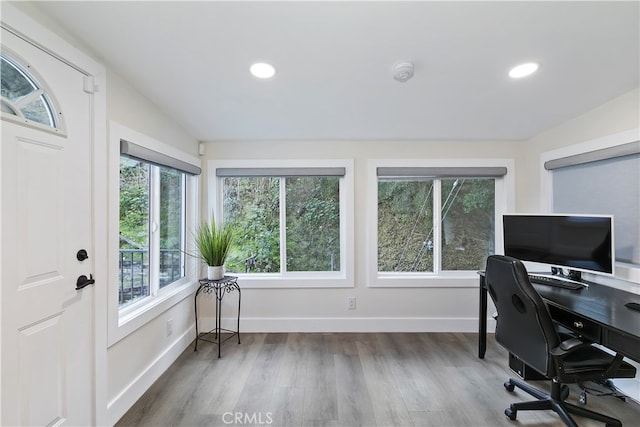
left=199, top=316, right=495, bottom=333
left=107, top=326, right=194, bottom=426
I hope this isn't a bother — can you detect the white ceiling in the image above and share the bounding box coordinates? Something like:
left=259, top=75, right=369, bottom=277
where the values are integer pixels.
left=32, top=1, right=639, bottom=142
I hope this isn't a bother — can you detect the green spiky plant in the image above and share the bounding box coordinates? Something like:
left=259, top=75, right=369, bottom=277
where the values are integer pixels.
left=194, top=214, right=233, bottom=267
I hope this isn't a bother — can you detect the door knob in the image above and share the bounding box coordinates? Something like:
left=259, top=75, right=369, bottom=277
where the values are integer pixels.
left=76, top=274, right=95, bottom=290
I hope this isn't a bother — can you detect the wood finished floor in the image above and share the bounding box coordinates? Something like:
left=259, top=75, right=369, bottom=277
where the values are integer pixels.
left=116, top=333, right=640, bottom=427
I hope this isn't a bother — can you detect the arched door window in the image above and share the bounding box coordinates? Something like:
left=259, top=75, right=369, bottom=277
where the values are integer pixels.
left=1, top=53, right=62, bottom=131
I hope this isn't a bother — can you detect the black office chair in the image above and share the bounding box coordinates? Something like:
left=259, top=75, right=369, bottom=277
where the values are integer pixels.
left=485, top=255, right=636, bottom=427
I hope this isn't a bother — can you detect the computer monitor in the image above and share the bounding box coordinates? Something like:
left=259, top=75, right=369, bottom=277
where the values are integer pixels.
left=503, top=214, right=614, bottom=276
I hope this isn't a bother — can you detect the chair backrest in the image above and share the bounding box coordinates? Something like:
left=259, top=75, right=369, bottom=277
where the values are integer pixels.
left=485, top=255, right=561, bottom=376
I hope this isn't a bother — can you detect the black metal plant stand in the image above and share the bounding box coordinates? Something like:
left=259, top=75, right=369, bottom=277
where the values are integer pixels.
left=194, top=275, right=241, bottom=358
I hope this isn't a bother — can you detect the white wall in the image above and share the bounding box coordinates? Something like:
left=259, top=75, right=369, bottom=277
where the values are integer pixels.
left=106, top=71, right=198, bottom=157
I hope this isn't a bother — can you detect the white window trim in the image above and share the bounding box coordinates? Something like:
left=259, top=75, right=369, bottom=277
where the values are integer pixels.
left=209, top=159, right=355, bottom=288
left=540, top=127, right=640, bottom=286
left=367, top=158, right=514, bottom=288
left=108, top=121, right=201, bottom=346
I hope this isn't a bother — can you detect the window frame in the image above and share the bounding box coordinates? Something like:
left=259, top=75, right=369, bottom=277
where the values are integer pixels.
left=209, top=159, right=355, bottom=289
left=108, top=121, right=200, bottom=345
left=368, top=158, right=514, bottom=287
left=117, top=158, right=188, bottom=304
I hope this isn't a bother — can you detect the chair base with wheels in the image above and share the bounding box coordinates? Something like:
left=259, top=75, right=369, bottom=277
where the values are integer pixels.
left=503, top=377, right=623, bottom=427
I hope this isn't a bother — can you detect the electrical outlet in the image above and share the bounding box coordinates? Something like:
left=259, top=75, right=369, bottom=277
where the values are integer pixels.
left=347, top=297, right=356, bottom=310
left=166, top=318, right=173, bottom=337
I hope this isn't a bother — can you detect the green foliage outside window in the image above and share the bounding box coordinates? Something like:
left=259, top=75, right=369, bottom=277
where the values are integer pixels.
left=119, top=160, right=184, bottom=252
left=286, top=177, right=340, bottom=271
left=119, top=158, right=149, bottom=250
left=159, top=167, right=184, bottom=287
left=224, top=177, right=280, bottom=273
left=222, top=175, right=341, bottom=273
left=119, top=158, right=185, bottom=303
left=378, top=179, right=434, bottom=272
left=378, top=177, right=495, bottom=272
left=441, top=179, right=495, bottom=271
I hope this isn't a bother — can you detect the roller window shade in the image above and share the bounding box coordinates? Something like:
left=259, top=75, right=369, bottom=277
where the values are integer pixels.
left=377, top=166, right=507, bottom=178
left=216, top=167, right=345, bottom=177
left=545, top=140, right=640, bottom=170
left=552, top=150, right=640, bottom=265
left=120, top=140, right=201, bottom=175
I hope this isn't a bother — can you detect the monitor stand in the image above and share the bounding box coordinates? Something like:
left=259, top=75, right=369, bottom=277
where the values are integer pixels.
left=550, top=267, right=581, bottom=282
left=567, top=269, right=582, bottom=281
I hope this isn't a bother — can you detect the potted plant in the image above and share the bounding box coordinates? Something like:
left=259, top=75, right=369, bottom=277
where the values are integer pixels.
left=194, top=214, right=233, bottom=280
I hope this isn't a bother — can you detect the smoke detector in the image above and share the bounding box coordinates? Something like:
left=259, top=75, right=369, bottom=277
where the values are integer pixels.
left=393, top=61, right=414, bottom=82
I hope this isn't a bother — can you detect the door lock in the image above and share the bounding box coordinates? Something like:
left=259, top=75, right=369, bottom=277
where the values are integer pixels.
left=76, top=249, right=89, bottom=261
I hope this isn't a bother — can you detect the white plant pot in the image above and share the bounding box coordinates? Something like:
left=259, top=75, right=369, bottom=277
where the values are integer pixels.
left=207, top=265, right=224, bottom=280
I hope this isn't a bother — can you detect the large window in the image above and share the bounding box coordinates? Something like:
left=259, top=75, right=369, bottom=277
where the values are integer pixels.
left=370, top=161, right=511, bottom=286
left=109, top=122, right=201, bottom=344
left=210, top=160, right=354, bottom=288
left=119, top=158, right=186, bottom=306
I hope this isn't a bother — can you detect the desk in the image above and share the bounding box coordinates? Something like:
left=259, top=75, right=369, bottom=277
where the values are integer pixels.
left=478, top=271, right=640, bottom=363
left=194, top=275, right=241, bottom=358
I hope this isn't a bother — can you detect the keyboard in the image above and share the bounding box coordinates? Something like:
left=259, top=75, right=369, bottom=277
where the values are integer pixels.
left=528, top=274, right=585, bottom=290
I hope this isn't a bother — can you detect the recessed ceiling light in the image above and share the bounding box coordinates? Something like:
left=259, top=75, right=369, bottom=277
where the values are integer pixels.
left=250, top=62, right=276, bottom=79
left=509, top=62, right=539, bottom=79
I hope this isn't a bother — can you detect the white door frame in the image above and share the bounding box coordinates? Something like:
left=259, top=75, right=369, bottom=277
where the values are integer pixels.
left=1, top=3, right=108, bottom=425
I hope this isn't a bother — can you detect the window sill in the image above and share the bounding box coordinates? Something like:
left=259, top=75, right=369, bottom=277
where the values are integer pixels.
left=108, top=278, right=199, bottom=347
left=369, top=272, right=480, bottom=288
left=230, top=273, right=353, bottom=289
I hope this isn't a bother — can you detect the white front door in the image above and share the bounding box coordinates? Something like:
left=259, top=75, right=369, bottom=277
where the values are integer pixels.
left=1, top=28, right=95, bottom=426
